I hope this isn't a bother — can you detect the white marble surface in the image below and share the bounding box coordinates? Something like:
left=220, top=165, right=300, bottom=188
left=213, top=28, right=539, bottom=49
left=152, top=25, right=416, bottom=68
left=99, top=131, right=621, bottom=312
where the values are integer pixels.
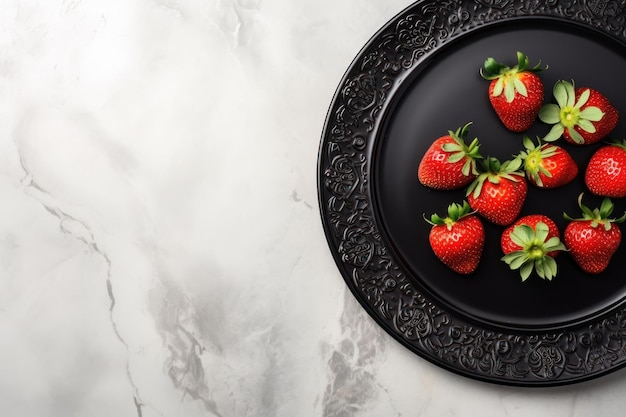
left=3, top=1, right=626, bottom=416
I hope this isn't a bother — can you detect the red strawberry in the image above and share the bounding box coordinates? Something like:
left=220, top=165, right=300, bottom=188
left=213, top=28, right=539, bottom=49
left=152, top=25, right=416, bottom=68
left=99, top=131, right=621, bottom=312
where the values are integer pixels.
left=466, top=157, right=528, bottom=226
left=585, top=140, right=626, bottom=198
left=500, top=214, right=566, bottom=281
left=418, top=122, right=482, bottom=190
left=517, top=136, right=578, bottom=188
left=480, top=51, right=547, bottom=132
left=539, top=80, right=619, bottom=145
left=563, top=194, right=626, bottom=274
left=501, top=215, right=562, bottom=256
left=425, top=201, right=485, bottom=275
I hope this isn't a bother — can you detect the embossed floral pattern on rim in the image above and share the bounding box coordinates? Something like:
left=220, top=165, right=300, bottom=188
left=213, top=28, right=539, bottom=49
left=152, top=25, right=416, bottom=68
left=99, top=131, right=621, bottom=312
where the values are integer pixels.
left=318, top=0, right=626, bottom=386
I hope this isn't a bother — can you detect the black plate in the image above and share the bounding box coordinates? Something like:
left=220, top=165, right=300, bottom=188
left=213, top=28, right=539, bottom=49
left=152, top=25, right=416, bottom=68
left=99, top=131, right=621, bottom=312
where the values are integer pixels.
left=318, top=0, right=626, bottom=386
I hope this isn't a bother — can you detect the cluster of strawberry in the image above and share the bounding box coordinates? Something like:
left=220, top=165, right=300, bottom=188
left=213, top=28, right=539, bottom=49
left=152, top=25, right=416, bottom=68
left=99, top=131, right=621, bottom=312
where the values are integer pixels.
left=418, top=51, right=626, bottom=281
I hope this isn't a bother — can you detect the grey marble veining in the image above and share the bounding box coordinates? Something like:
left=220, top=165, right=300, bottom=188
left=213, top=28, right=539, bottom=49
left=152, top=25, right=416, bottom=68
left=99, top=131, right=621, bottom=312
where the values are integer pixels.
left=321, top=290, right=391, bottom=417
left=4, top=0, right=626, bottom=416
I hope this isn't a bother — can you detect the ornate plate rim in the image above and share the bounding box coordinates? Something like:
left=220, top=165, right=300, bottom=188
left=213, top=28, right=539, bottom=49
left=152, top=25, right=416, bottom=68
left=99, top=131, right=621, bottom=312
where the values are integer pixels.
left=317, top=0, right=626, bottom=386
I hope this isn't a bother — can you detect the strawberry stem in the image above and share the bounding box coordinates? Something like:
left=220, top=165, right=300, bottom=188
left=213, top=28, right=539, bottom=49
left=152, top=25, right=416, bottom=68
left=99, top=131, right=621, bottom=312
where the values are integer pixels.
left=517, top=136, right=557, bottom=187
left=501, top=222, right=566, bottom=281
left=466, top=156, right=524, bottom=199
left=424, top=201, right=474, bottom=231
left=564, top=193, right=626, bottom=231
left=440, top=122, right=483, bottom=176
left=539, top=80, right=605, bottom=144
left=480, top=51, right=547, bottom=103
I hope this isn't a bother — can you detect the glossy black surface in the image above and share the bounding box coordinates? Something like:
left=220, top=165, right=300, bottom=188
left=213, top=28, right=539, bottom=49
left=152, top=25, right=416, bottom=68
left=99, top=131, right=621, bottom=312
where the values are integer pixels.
left=318, top=0, right=626, bottom=385
left=375, top=21, right=626, bottom=329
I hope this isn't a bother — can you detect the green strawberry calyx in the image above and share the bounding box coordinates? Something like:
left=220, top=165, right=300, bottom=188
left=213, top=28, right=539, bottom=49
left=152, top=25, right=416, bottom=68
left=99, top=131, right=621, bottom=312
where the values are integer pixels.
left=538, top=80, right=605, bottom=144
left=480, top=51, right=546, bottom=103
left=517, top=136, right=558, bottom=187
left=424, top=201, right=474, bottom=231
left=563, top=193, right=626, bottom=231
left=440, top=122, right=483, bottom=176
left=501, top=222, right=567, bottom=281
left=466, top=156, right=525, bottom=199
left=605, top=138, right=626, bottom=151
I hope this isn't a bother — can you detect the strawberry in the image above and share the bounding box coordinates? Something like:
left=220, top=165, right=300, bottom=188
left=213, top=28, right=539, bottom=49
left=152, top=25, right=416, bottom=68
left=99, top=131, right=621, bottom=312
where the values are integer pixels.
left=539, top=80, right=619, bottom=145
left=480, top=51, right=547, bottom=132
left=563, top=194, right=626, bottom=274
left=425, top=201, right=485, bottom=275
left=517, top=136, right=578, bottom=188
left=466, top=157, right=528, bottom=226
left=500, top=214, right=566, bottom=281
left=418, top=122, right=482, bottom=190
left=585, top=139, right=626, bottom=198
